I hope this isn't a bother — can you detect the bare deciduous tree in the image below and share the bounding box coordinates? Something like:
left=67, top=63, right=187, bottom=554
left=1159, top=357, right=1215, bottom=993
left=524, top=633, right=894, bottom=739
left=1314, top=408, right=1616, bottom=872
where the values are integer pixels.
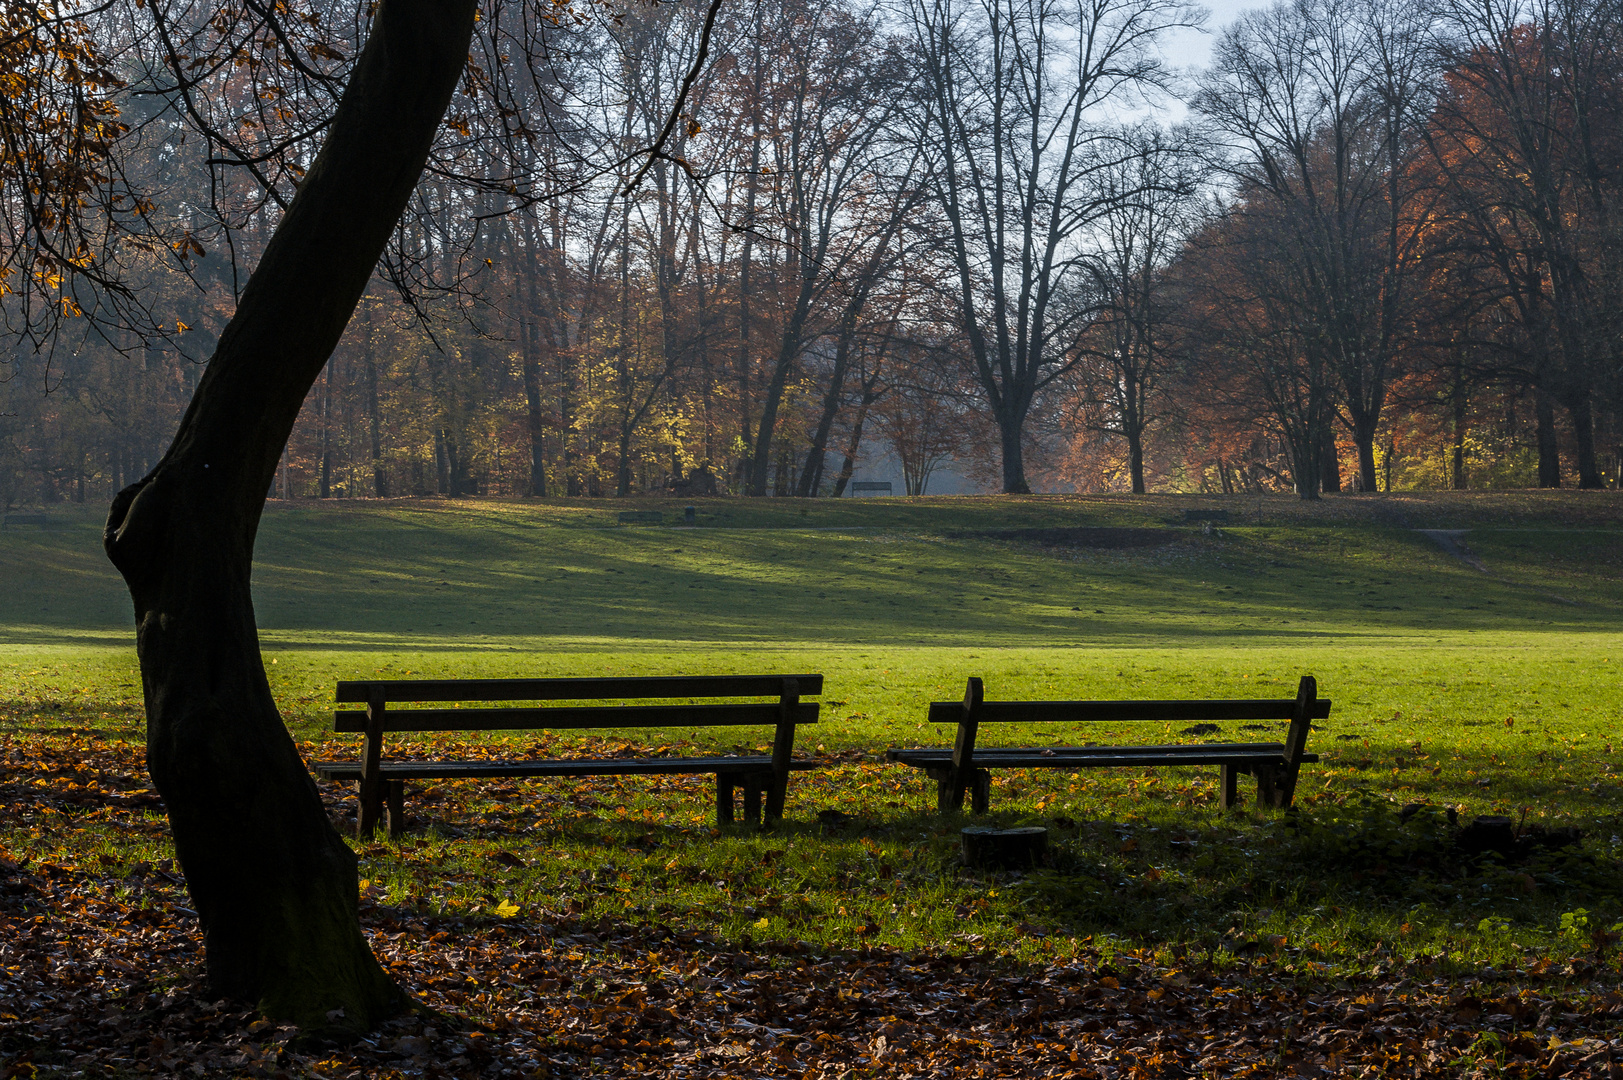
left=907, top=0, right=1198, bottom=493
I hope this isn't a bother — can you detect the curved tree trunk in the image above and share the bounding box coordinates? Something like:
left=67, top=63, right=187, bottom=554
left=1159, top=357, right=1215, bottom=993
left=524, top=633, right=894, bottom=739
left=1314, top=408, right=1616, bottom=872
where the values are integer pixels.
left=747, top=289, right=815, bottom=497
left=102, top=0, right=476, bottom=1033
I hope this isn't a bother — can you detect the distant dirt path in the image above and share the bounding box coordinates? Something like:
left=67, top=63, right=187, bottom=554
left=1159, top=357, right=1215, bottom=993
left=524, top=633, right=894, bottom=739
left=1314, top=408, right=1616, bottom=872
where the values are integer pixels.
left=1418, top=528, right=1583, bottom=605
left=1417, top=529, right=1488, bottom=572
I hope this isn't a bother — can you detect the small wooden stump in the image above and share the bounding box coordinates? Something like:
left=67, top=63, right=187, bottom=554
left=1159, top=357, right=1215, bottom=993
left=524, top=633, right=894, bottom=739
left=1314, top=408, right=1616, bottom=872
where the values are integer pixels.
left=1458, top=815, right=1516, bottom=856
left=961, top=826, right=1047, bottom=870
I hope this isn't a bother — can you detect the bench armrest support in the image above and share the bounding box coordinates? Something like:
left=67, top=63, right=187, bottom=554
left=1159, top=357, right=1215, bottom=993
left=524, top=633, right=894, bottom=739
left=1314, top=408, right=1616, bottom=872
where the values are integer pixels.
left=943, top=677, right=983, bottom=812
left=1275, top=675, right=1318, bottom=807
left=765, top=678, right=800, bottom=821
left=358, top=691, right=387, bottom=838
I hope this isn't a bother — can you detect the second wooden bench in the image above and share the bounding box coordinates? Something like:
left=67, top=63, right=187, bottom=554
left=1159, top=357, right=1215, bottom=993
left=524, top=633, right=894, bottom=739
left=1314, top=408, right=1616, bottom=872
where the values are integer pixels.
left=312, top=674, right=821, bottom=837
left=886, top=675, right=1328, bottom=813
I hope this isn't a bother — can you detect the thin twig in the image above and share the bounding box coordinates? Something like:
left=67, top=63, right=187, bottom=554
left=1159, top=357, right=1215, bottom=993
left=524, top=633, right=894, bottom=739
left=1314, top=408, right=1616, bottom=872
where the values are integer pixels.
left=618, top=0, right=726, bottom=198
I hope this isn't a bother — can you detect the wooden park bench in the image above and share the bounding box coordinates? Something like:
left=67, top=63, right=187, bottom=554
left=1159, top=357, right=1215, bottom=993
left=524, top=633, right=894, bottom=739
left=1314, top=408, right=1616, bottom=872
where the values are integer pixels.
left=886, top=676, right=1328, bottom=813
left=849, top=481, right=893, bottom=496
left=2, top=513, right=48, bottom=529
left=312, top=674, right=821, bottom=838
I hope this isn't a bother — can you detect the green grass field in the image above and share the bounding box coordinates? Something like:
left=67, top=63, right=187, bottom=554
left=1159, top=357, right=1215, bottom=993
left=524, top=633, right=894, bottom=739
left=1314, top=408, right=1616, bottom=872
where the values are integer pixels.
left=2, top=491, right=1621, bottom=984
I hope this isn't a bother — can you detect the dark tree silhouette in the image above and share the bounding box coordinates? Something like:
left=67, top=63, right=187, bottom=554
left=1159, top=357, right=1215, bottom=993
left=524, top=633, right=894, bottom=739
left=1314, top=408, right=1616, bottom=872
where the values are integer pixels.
left=100, top=0, right=477, bottom=1031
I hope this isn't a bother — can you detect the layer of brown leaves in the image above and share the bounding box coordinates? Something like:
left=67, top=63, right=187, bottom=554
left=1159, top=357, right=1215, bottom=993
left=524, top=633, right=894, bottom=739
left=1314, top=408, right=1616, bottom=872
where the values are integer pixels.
left=2, top=734, right=1621, bottom=1079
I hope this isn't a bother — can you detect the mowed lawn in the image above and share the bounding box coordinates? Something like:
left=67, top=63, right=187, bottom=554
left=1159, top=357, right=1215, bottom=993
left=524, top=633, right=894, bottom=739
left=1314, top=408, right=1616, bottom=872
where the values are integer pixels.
left=2, top=491, right=1621, bottom=974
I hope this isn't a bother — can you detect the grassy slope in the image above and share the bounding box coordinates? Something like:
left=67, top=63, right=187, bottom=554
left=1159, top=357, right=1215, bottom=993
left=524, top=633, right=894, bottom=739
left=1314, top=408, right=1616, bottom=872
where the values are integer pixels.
left=2, top=491, right=1621, bottom=974
left=3, top=492, right=1618, bottom=724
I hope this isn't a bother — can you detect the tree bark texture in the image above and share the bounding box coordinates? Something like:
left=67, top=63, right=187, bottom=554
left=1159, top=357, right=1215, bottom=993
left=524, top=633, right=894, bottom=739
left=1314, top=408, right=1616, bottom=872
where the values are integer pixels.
left=520, top=220, right=549, bottom=497
left=102, top=0, right=477, bottom=1032
left=747, top=291, right=813, bottom=497
left=1536, top=386, right=1562, bottom=488
left=998, top=414, right=1032, bottom=495
left=1287, top=422, right=1323, bottom=501
left=1451, top=376, right=1467, bottom=490
left=1320, top=428, right=1341, bottom=494
left=1563, top=391, right=1604, bottom=489
left=363, top=304, right=387, bottom=498
left=1355, top=431, right=1378, bottom=494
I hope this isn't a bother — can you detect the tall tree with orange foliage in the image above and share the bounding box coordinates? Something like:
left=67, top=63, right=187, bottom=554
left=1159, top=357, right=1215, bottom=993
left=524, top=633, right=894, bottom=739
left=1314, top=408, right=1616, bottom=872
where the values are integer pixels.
left=1423, top=0, right=1623, bottom=488
left=1193, top=0, right=1434, bottom=495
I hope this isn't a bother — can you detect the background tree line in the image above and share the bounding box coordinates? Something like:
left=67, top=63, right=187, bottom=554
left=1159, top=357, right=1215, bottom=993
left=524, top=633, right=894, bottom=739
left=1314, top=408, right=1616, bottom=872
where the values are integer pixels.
left=5, top=0, right=1621, bottom=506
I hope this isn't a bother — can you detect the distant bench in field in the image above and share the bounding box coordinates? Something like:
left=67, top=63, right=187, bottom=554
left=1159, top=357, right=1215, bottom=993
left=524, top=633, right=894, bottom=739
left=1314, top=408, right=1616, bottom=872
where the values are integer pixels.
left=887, top=676, right=1327, bottom=813
left=2, top=514, right=48, bottom=529
left=312, top=674, right=823, bottom=838
left=849, top=481, right=893, bottom=496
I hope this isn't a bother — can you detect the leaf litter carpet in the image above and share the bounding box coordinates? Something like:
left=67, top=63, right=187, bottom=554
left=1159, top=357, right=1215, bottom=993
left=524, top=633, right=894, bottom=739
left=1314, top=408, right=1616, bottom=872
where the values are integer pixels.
left=2, top=734, right=1621, bottom=1078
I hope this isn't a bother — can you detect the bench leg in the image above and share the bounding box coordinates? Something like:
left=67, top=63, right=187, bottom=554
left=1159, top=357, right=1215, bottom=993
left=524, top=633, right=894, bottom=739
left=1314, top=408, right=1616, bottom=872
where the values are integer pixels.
left=384, top=780, right=405, bottom=839
left=1220, top=764, right=1240, bottom=810
left=743, top=780, right=762, bottom=825
left=970, top=769, right=991, bottom=815
left=764, top=771, right=788, bottom=823
left=1254, top=763, right=1279, bottom=808
left=358, top=779, right=384, bottom=839
left=715, top=774, right=735, bottom=826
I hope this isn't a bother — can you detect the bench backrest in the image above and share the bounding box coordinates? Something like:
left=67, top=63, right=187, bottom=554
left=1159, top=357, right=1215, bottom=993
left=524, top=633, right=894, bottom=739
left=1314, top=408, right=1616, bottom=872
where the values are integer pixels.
left=931, top=675, right=1327, bottom=780
left=924, top=691, right=1329, bottom=726
left=335, top=674, right=822, bottom=734
left=337, top=674, right=822, bottom=799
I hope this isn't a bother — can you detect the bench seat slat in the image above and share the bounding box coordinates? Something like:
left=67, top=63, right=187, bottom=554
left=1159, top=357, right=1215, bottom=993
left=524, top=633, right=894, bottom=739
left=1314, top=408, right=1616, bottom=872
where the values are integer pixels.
left=335, top=674, right=823, bottom=703
left=958, top=741, right=1288, bottom=755
left=888, top=748, right=1319, bottom=768
left=313, top=755, right=818, bottom=781
left=927, top=698, right=1331, bottom=724
left=333, top=702, right=820, bottom=733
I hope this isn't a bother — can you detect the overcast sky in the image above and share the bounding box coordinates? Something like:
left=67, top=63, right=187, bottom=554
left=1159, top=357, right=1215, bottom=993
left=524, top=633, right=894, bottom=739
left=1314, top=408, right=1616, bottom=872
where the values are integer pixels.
left=1155, top=0, right=1259, bottom=118
left=1165, top=0, right=1255, bottom=70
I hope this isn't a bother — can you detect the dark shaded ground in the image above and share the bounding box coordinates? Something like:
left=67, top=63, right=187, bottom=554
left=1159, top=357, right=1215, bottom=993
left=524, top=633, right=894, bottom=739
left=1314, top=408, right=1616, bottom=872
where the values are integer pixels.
left=3, top=858, right=1622, bottom=1078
